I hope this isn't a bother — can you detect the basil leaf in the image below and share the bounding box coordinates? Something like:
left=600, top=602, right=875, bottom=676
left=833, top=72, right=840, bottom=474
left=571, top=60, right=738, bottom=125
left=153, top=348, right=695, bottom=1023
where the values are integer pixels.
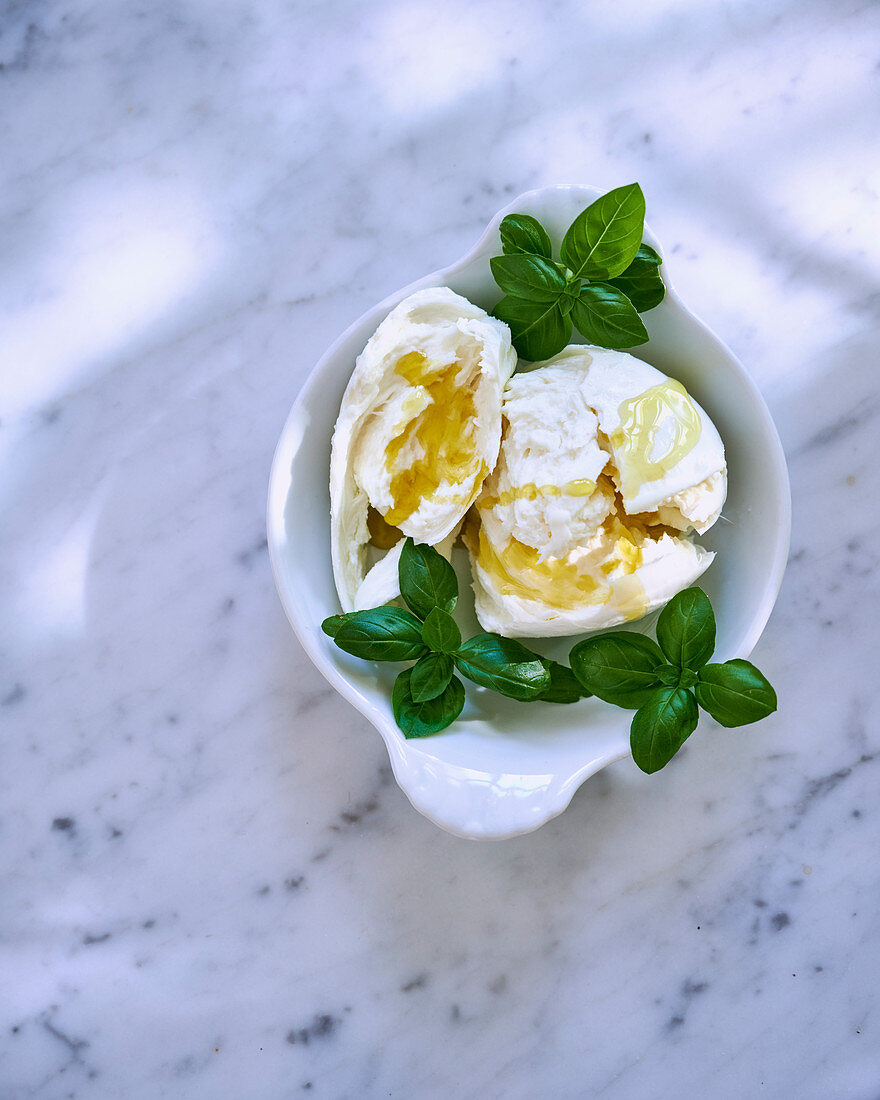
left=422, top=607, right=461, bottom=654
left=560, top=183, right=646, bottom=280
left=499, top=213, right=553, bottom=259
left=392, top=669, right=465, bottom=738
left=454, top=633, right=551, bottom=701
left=571, top=284, right=649, bottom=350
left=630, top=687, right=699, bottom=774
left=492, top=296, right=571, bottom=362
left=334, top=606, right=428, bottom=662
left=531, top=660, right=592, bottom=704
left=321, top=612, right=355, bottom=639
left=598, top=275, right=665, bottom=316
left=695, top=660, right=778, bottom=727
left=656, top=587, right=716, bottom=670
left=607, top=258, right=668, bottom=314
left=602, top=243, right=665, bottom=312
left=490, top=255, right=567, bottom=302
left=569, top=632, right=665, bottom=708
left=409, top=652, right=454, bottom=703
left=398, top=538, right=458, bottom=620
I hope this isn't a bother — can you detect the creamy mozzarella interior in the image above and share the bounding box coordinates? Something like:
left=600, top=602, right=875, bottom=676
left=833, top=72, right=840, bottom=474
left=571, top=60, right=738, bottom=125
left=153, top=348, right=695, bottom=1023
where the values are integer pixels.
left=478, top=365, right=613, bottom=560
left=353, top=346, right=488, bottom=531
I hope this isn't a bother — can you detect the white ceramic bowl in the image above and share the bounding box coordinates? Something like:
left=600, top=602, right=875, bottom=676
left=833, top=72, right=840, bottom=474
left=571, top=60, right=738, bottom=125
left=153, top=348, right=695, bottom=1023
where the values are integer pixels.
left=267, top=185, right=791, bottom=840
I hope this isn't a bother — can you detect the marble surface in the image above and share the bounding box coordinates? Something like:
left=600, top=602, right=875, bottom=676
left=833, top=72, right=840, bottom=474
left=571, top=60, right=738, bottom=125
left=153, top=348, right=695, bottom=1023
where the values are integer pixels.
left=2, top=0, right=879, bottom=1095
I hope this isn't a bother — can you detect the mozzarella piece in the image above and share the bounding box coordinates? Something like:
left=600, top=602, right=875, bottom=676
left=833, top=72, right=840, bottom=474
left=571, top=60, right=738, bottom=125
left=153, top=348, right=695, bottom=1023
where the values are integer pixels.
left=330, top=287, right=515, bottom=612
left=467, top=345, right=725, bottom=637
left=354, top=542, right=404, bottom=612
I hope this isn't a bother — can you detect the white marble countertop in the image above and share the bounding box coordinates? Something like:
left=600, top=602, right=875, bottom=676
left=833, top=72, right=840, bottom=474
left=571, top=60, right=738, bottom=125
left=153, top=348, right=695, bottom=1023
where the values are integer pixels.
left=2, top=1, right=879, bottom=1096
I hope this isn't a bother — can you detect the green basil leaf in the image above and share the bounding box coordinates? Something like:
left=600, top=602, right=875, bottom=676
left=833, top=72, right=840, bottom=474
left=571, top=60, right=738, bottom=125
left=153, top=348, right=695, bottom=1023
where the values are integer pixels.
left=454, top=633, right=551, bottom=701
left=656, top=587, right=716, bottom=670
left=560, top=183, right=646, bottom=280
left=499, top=213, right=553, bottom=259
left=321, top=612, right=356, bottom=639
left=409, top=652, right=455, bottom=703
left=602, top=243, right=666, bottom=312
left=695, top=660, right=778, bottom=727
left=490, top=254, right=567, bottom=302
left=571, top=284, right=649, bottom=350
left=630, top=687, right=699, bottom=773
left=398, top=538, right=458, bottom=620
left=492, top=296, right=571, bottom=362
left=569, top=631, right=665, bottom=708
left=392, top=668, right=465, bottom=738
left=531, top=660, right=592, bottom=704
left=422, top=607, right=462, bottom=654
left=334, top=606, right=428, bottom=662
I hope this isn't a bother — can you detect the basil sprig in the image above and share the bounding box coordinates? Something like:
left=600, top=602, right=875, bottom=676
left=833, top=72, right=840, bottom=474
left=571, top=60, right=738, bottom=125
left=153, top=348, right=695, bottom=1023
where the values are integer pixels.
left=569, top=587, right=777, bottom=774
left=490, top=183, right=665, bottom=361
left=321, top=539, right=588, bottom=738
left=322, top=562, right=776, bottom=766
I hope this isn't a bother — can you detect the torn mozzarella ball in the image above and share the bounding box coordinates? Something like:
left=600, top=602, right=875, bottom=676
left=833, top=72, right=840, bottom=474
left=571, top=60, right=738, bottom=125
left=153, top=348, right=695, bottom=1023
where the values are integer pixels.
left=466, top=345, right=726, bottom=637
left=330, top=287, right=516, bottom=611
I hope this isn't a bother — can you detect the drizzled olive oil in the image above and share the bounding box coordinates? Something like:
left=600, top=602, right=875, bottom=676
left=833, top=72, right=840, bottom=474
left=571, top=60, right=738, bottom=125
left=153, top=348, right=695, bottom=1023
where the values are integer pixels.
left=481, top=478, right=597, bottom=510
left=384, top=351, right=484, bottom=527
left=610, top=379, right=702, bottom=498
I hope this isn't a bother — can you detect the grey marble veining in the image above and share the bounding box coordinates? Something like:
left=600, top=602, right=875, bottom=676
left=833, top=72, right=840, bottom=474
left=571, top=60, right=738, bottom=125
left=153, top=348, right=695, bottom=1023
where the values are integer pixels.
left=2, top=0, right=879, bottom=1096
